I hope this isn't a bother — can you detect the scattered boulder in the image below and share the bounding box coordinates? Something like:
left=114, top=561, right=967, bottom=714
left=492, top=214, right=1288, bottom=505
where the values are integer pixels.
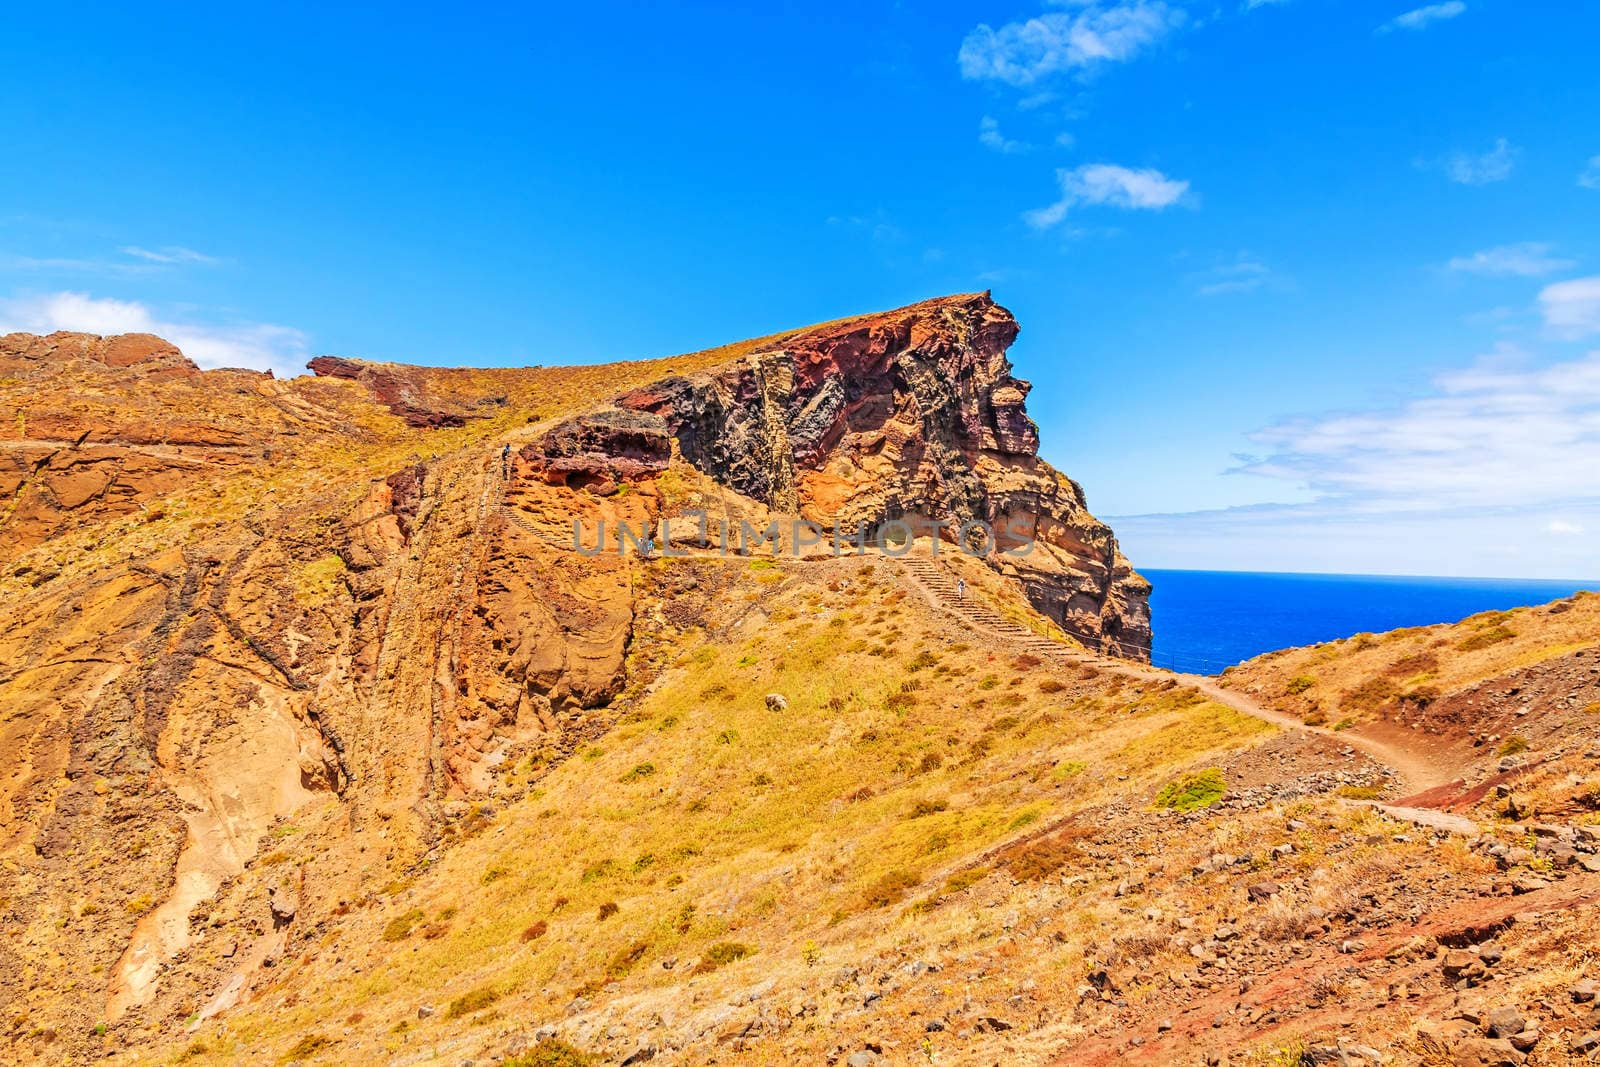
left=765, top=693, right=789, bottom=713
left=1484, top=1006, right=1526, bottom=1038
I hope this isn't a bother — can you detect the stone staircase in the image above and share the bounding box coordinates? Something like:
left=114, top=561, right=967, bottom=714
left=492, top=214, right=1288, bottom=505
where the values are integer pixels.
left=893, top=555, right=1083, bottom=662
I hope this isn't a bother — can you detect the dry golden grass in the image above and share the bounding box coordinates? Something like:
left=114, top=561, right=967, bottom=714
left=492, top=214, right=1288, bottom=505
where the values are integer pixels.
left=168, top=553, right=1280, bottom=1065
left=1222, top=592, right=1600, bottom=725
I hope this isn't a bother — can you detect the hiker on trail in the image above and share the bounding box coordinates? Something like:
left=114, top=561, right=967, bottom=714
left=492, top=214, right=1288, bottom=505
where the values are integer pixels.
left=957, top=578, right=966, bottom=600
left=500, top=443, right=511, bottom=478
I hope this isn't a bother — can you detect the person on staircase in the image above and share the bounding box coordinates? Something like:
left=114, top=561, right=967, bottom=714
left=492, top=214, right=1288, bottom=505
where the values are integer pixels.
left=500, top=443, right=512, bottom=479
left=957, top=577, right=966, bottom=601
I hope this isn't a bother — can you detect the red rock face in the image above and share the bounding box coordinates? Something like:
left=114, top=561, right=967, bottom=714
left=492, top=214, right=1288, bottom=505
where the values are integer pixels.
left=615, top=292, right=1150, bottom=658
left=307, top=355, right=470, bottom=428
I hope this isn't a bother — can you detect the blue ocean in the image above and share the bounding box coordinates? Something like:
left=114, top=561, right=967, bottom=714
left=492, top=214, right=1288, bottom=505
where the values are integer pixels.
left=1144, top=570, right=1597, bottom=675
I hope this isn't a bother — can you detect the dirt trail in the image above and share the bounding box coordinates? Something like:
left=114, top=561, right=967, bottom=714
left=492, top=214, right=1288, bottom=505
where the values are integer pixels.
left=891, top=553, right=1461, bottom=800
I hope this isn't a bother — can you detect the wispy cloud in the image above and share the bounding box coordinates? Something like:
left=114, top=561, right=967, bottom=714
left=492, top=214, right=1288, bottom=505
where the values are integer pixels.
left=1243, top=0, right=1291, bottom=9
left=1547, top=519, right=1585, bottom=536
left=978, top=115, right=1031, bottom=154
left=1233, top=344, right=1600, bottom=510
left=1025, top=163, right=1192, bottom=229
left=1580, top=156, right=1600, bottom=191
left=1435, top=138, right=1518, bottom=185
left=1378, top=2, right=1467, bottom=33
left=1193, top=256, right=1274, bottom=296
left=958, top=2, right=1186, bottom=87
left=1540, top=276, right=1600, bottom=338
left=119, top=245, right=219, bottom=265
left=0, top=290, right=308, bottom=377
left=1448, top=242, right=1576, bottom=278
left=2, top=243, right=222, bottom=276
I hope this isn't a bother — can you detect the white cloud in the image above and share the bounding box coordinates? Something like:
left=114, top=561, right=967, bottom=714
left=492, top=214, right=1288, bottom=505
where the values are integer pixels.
left=119, top=245, right=219, bottom=265
left=0, top=291, right=308, bottom=377
left=1580, top=156, right=1600, bottom=191
left=1379, top=2, right=1467, bottom=33
left=978, top=116, right=1030, bottom=154
left=1547, top=519, right=1585, bottom=535
left=1244, top=0, right=1291, bottom=9
left=1233, top=345, right=1600, bottom=509
left=1025, top=163, right=1192, bottom=228
left=1442, top=138, right=1517, bottom=185
left=1539, top=276, right=1600, bottom=338
left=958, top=2, right=1186, bottom=87
left=1448, top=242, right=1576, bottom=278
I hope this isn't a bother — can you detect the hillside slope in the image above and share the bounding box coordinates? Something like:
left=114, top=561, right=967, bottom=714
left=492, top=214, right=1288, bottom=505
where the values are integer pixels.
left=0, top=294, right=1150, bottom=1062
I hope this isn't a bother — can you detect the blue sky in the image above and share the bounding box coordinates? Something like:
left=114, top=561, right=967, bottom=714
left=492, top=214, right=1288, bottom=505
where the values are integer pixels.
left=3, top=1, right=1598, bottom=578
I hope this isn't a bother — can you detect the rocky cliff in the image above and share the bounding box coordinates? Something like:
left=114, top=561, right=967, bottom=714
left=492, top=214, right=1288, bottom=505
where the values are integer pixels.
left=0, top=294, right=1145, bottom=1061
left=530, top=293, right=1151, bottom=658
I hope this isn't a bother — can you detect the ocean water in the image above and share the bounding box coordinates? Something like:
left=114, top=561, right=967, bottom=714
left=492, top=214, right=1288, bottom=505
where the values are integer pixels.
left=1143, top=569, right=1597, bottom=676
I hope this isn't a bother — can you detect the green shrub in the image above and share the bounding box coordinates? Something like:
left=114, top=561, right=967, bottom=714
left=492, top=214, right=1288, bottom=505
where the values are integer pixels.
left=285, top=1034, right=333, bottom=1058
left=1285, top=675, right=1317, bottom=695
left=691, top=940, right=755, bottom=974
left=1153, top=768, right=1227, bottom=812
left=1458, top=626, right=1515, bottom=652
left=606, top=940, right=650, bottom=978
left=446, top=985, right=500, bottom=1019
left=503, top=1039, right=595, bottom=1067
left=381, top=908, right=426, bottom=942
left=619, top=762, right=656, bottom=783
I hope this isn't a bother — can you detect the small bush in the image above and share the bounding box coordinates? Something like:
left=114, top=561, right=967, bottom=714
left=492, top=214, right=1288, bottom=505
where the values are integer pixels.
left=446, top=985, right=500, bottom=1019
left=1153, top=768, right=1227, bottom=812
left=606, top=940, right=650, bottom=978
left=909, top=798, right=948, bottom=817
left=285, top=1034, right=334, bottom=1058
left=917, top=752, right=943, bottom=773
left=999, top=827, right=1090, bottom=881
left=382, top=908, right=426, bottom=942
left=943, top=867, right=990, bottom=894
left=581, top=859, right=616, bottom=883
left=521, top=920, right=548, bottom=942
left=1499, top=735, right=1529, bottom=756
left=1039, top=678, right=1066, bottom=694
left=1014, top=653, right=1042, bottom=670
left=1385, top=651, right=1439, bottom=678
left=597, top=901, right=619, bottom=921
left=502, top=1039, right=595, bottom=1067
left=861, top=870, right=920, bottom=909
left=619, top=762, right=656, bottom=783
left=1284, top=675, right=1317, bottom=696
left=691, top=940, right=754, bottom=975
left=1341, top=677, right=1397, bottom=715
left=481, top=866, right=509, bottom=886
left=1458, top=626, right=1515, bottom=652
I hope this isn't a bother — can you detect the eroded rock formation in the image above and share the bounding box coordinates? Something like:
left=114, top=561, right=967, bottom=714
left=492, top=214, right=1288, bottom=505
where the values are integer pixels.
left=610, top=293, right=1149, bottom=656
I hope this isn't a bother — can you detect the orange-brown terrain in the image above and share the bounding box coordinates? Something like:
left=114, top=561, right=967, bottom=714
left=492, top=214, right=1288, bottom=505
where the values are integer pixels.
left=3, top=294, right=1599, bottom=1067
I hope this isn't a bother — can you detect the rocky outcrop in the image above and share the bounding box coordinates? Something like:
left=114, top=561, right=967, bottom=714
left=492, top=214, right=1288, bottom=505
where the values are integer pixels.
left=307, top=355, right=472, bottom=428
left=614, top=292, right=1150, bottom=658
left=521, top=408, right=673, bottom=494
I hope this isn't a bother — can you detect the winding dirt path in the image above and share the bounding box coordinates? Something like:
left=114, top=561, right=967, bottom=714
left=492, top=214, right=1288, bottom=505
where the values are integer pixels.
left=890, top=553, right=1460, bottom=799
